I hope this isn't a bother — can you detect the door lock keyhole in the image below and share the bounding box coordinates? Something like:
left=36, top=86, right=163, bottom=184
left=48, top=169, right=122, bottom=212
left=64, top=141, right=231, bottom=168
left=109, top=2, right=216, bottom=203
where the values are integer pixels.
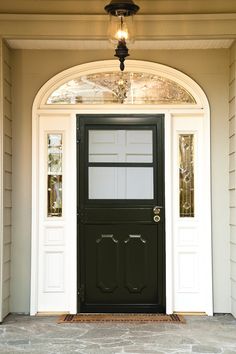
left=153, top=215, right=161, bottom=223
left=153, top=206, right=161, bottom=223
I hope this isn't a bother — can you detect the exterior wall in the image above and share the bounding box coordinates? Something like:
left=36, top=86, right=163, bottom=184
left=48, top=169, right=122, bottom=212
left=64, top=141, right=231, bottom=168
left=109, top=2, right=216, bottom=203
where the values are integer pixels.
left=0, top=40, right=3, bottom=322
left=0, top=40, right=12, bottom=320
left=11, top=48, right=230, bottom=314
left=229, top=42, right=236, bottom=317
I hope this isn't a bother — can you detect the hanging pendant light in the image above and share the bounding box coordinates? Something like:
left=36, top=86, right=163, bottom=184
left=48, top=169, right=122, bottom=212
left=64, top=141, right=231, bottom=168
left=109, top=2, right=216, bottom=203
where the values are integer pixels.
left=105, top=0, right=140, bottom=71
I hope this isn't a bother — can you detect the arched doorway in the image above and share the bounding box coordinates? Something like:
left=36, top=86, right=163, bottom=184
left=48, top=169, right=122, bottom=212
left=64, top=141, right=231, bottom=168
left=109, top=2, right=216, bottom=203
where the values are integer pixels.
left=31, top=60, right=212, bottom=315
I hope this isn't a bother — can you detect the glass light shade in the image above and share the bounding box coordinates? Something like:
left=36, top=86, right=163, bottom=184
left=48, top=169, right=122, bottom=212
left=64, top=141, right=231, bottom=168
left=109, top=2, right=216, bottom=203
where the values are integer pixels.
left=108, top=14, right=135, bottom=44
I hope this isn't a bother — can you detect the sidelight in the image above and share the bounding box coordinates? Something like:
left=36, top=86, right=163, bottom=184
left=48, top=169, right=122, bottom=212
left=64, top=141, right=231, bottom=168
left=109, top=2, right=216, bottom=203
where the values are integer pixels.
left=47, top=134, right=63, bottom=217
left=179, top=134, right=194, bottom=217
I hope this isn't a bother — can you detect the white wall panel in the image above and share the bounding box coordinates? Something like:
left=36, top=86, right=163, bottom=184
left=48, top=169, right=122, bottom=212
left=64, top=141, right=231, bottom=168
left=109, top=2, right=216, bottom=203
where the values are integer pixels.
left=44, top=252, right=64, bottom=292
left=44, top=227, right=64, bottom=246
left=178, top=228, right=198, bottom=246
left=177, top=252, right=199, bottom=292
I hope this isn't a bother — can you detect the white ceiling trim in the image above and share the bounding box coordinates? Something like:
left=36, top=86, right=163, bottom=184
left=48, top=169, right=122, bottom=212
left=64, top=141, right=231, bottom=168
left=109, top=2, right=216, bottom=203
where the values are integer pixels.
left=6, top=39, right=234, bottom=50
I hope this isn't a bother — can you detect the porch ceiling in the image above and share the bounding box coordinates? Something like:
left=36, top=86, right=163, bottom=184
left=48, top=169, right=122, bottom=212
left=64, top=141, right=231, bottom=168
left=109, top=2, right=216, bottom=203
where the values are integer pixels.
left=0, top=0, right=235, bottom=43
left=0, top=0, right=236, bottom=15
left=0, top=13, right=236, bottom=42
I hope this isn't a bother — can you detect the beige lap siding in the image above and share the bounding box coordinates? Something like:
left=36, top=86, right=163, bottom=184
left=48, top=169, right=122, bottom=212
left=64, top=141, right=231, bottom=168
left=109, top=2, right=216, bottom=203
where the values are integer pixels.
left=229, top=42, right=236, bottom=317
left=0, top=40, right=12, bottom=320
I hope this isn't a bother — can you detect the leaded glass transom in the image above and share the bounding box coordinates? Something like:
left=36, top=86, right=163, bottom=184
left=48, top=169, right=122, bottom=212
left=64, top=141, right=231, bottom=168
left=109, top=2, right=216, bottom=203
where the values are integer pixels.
left=46, top=72, right=196, bottom=105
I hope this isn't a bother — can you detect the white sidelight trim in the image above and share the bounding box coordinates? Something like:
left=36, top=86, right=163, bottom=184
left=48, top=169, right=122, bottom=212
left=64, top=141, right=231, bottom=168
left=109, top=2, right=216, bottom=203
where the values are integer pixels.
left=164, top=112, right=173, bottom=314
left=172, top=114, right=212, bottom=315
left=31, top=60, right=212, bottom=315
left=31, top=114, right=77, bottom=315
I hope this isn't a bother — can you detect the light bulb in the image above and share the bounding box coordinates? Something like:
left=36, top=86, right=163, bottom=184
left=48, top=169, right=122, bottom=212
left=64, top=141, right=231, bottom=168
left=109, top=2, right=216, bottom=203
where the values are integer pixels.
left=116, top=16, right=129, bottom=41
left=116, top=29, right=128, bottom=40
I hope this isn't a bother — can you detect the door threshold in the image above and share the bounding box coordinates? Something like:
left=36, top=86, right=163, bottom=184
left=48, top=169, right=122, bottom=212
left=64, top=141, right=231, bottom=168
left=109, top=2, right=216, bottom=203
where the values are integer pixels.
left=36, top=312, right=69, bottom=316
left=174, top=312, right=207, bottom=316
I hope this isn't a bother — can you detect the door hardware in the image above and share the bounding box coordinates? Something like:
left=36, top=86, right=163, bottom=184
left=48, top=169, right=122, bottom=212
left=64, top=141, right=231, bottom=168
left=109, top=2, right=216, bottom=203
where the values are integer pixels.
left=153, top=215, right=161, bottom=223
left=153, top=206, right=161, bottom=215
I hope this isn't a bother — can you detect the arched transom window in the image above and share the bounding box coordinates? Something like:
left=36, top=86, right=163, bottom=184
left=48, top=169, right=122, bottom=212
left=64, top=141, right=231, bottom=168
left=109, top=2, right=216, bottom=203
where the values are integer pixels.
left=46, top=72, right=196, bottom=105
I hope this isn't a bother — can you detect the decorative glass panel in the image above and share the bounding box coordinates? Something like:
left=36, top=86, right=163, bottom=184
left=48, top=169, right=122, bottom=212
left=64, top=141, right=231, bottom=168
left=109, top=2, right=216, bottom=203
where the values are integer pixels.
left=179, top=134, right=194, bottom=217
left=48, top=175, right=62, bottom=217
left=47, top=72, right=196, bottom=105
left=47, top=134, right=63, bottom=217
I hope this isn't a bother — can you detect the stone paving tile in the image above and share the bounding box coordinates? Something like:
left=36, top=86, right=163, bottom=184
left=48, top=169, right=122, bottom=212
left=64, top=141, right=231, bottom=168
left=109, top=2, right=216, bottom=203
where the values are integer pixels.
left=192, top=345, right=222, bottom=353
left=0, top=314, right=236, bottom=353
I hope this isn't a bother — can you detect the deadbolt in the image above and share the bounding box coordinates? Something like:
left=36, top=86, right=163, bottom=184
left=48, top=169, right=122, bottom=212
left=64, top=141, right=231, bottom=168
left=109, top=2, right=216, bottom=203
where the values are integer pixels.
left=153, top=215, right=161, bottom=223
left=153, top=206, right=161, bottom=215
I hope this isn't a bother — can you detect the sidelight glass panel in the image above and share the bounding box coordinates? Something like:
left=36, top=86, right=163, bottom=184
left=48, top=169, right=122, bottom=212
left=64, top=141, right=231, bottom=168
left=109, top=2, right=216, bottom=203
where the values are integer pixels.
left=47, top=134, right=63, bottom=217
left=179, top=134, right=194, bottom=217
left=48, top=175, right=62, bottom=217
left=89, top=167, right=154, bottom=200
left=89, top=130, right=153, bottom=163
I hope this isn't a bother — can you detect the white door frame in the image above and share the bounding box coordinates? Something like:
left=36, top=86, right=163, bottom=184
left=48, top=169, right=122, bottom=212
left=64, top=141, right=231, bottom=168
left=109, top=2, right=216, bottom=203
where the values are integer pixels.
left=31, top=60, right=212, bottom=315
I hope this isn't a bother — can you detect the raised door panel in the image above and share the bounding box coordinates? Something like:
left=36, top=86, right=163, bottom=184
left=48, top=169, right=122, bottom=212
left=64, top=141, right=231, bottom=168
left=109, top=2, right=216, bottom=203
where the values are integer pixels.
left=82, top=224, right=163, bottom=309
left=44, top=251, right=64, bottom=293
left=124, top=235, right=148, bottom=293
left=177, top=252, right=199, bottom=293
left=96, top=234, right=119, bottom=293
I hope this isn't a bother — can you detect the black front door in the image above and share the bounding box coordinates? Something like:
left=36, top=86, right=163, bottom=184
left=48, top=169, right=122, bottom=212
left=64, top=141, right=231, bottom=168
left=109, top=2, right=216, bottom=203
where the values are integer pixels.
left=77, top=115, right=165, bottom=313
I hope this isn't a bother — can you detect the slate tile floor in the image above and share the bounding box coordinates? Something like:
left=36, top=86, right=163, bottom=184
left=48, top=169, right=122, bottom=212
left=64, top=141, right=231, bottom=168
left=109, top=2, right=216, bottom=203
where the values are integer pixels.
left=0, top=314, right=236, bottom=354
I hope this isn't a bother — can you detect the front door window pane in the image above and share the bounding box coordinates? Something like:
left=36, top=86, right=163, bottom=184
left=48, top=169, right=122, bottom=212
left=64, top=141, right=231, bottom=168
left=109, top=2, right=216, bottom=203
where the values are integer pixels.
left=89, top=130, right=153, bottom=163
left=89, top=167, right=154, bottom=200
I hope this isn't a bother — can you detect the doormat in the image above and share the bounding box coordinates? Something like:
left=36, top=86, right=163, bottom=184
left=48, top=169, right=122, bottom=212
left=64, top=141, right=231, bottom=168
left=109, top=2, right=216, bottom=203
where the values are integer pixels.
left=58, top=313, right=185, bottom=324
